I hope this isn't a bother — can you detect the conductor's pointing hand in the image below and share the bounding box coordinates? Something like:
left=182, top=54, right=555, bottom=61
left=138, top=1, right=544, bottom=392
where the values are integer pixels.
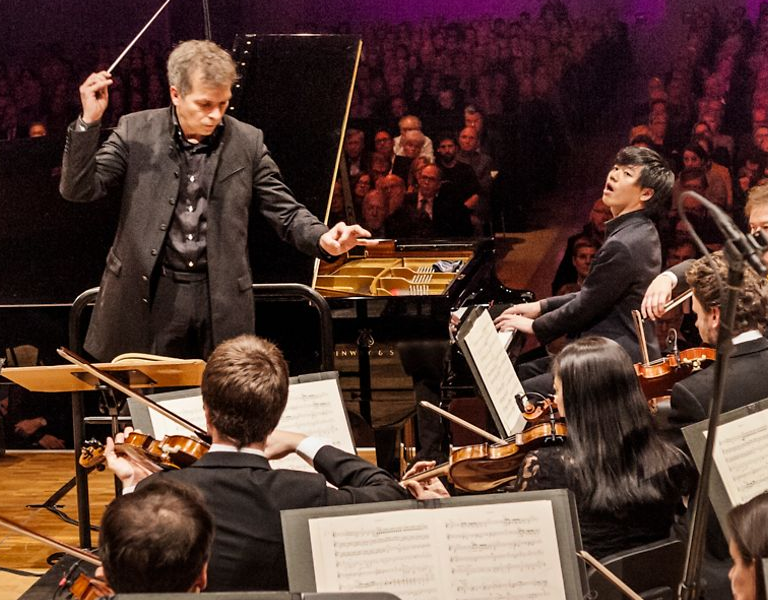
left=319, top=222, right=375, bottom=256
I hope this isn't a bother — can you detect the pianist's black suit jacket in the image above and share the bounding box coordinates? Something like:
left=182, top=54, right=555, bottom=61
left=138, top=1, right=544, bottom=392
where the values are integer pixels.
left=142, top=446, right=409, bottom=592
left=532, top=210, right=661, bottom=363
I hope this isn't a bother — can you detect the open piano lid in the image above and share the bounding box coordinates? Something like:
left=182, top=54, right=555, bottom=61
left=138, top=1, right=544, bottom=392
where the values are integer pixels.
left=230, top=33, right=361, bottom=285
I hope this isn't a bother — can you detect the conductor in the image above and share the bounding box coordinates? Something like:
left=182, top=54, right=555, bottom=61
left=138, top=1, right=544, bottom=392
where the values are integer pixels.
left=60, top=40, right=369, bottom=360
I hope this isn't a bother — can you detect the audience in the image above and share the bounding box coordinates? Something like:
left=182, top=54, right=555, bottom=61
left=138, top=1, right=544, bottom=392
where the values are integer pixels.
left=386, top=162, right=472, bottom=238
left=360, top=188, right=387, bottom=237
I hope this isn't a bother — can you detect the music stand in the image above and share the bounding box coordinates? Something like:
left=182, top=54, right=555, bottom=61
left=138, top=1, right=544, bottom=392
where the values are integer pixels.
left=682, top=396, right=768, bottom=535
left=282, top=490, right=587, bottom=599
left=1, top=357, right=204, bottom=543
left=454, top=305, right=526, bottom=437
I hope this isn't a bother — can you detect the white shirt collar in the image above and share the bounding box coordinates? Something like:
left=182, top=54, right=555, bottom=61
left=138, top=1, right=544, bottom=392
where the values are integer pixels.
left=733, top=329, right=763, bottom=344
left=208, top=442, right=266, bottom=457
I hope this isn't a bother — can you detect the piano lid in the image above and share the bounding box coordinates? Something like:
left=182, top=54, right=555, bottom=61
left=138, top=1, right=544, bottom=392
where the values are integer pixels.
left=230, top=33, right=362, bottom=285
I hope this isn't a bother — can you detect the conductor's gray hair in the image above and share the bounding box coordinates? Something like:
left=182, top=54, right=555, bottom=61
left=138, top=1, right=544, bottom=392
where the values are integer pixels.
left=167, top=40, right=237, bottom=96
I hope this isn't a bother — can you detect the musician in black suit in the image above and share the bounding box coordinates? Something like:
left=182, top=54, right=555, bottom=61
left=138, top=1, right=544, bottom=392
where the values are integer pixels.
left=60, top=40, right=368, bottom=361
left=667, top=252, right=768, bottom=437
left=641, top=182, right=768, bottom=322
left=495, top=146, right=674, bottom=393
left=660, top=252, right=768, bottom=598
left=98, top=479, right=213, bottom=594
left=105, top=334, right=409, bottom=592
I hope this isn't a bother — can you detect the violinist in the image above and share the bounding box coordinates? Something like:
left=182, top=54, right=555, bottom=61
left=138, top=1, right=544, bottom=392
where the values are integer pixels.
left=642, top=182, right=768, bottom=321
left=97, top=479, right=213, bottom=594
left=660, top=253, right=768, bottom=597
left=104, top=334, right=408, bottom=592
left=406, top=336, right=690, bottom=559
left=666, top=252, right=768, bottom=441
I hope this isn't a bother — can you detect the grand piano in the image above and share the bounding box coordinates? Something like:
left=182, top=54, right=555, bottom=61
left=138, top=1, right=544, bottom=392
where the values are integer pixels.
left=227, top=33, right=531, bottom=385
left=0, top=35, right=530, bottom=462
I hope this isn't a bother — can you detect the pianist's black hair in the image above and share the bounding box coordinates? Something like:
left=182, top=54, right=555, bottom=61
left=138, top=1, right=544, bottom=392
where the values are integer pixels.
left=615, top=145, right=674, bottom=211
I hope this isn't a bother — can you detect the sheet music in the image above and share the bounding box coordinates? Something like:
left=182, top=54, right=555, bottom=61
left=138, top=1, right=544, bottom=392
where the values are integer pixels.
left=463, top=310, right=525, bottom=436
left=708, top=410, right=768, bottom=506
left=271, top=378, right=355, bottom=473
left=452, top=308, right=513, bottom=348
left=141, top=376, right=354, bottom=474
left=308, top=500, right=566, bottom=600
left=146, top=393, right=207, bottom=436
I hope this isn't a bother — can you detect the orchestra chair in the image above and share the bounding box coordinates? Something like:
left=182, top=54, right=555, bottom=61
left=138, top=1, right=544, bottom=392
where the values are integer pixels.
left=586, top=538, right=685, bottom=600
left=5, top=344, right=41, bottom=367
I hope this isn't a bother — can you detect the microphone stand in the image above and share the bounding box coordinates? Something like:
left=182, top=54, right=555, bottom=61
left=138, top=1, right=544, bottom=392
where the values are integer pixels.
left=678, top=239, right=743, bottom=600
left=675, top=189, right=768, bottom=599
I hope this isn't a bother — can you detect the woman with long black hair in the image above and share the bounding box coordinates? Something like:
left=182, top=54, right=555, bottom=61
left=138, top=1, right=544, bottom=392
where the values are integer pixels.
left=404, top=336, right=690, bottom=558
left=512, top=336, right=690, bottom=557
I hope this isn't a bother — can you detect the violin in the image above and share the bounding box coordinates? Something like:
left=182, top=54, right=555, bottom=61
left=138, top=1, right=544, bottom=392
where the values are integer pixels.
left=633, top=346, right=716, bottom=402
left=69, top=573, right=114, bottom=600
left=0, top=514, right=112, bottom=599
left=79, top=430, right=209, bottom=470
left=56, top=347, right=212, bottom=470
left=402, top=421, right=567, bottom=493
left=631, top=308, right=716, bottom=403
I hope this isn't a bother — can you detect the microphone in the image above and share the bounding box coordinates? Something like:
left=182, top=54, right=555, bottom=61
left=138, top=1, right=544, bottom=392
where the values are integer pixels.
left=679, top=190, right=768, bottom=276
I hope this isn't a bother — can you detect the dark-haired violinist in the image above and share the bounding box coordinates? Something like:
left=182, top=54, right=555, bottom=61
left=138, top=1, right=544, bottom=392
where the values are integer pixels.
left=405, top=336, right=690, bottom=559
left=104, top=334, right=408, bottom=592
left=96, top=479, right=213, bottom=594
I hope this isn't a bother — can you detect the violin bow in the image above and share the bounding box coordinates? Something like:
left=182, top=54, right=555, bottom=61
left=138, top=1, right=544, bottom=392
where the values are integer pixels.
left=106, top=0, right=173, bottom=74
left=631, top=309, right=652, bottom=367
left=577, top=551, right=643, bottom=600
left=401, top=404, right=503, bottom=485
left=419, top=401, right=504, bottom=444
left=57, top=347, right=207, bottom=439
left=663, top=288, right=694, bottom=313
left=0, top=515, right=101, bottom=566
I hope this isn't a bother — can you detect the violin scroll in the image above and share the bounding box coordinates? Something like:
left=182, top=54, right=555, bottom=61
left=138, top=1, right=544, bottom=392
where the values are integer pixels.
left=516, top=391, right=560, bottom=424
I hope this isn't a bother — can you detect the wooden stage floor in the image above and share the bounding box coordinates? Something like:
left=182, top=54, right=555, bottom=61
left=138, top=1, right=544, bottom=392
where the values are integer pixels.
left=0, top=451, right=116, bottom=599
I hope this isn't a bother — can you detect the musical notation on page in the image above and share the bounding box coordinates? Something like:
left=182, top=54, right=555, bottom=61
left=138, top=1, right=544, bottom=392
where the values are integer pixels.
left=307, top=500, right=567, bottom=600
left=462, top=310, right=526, bottom=435
left=708, top=410, right=768, bottom=506
left=271, top=377, right=355, bottom=473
